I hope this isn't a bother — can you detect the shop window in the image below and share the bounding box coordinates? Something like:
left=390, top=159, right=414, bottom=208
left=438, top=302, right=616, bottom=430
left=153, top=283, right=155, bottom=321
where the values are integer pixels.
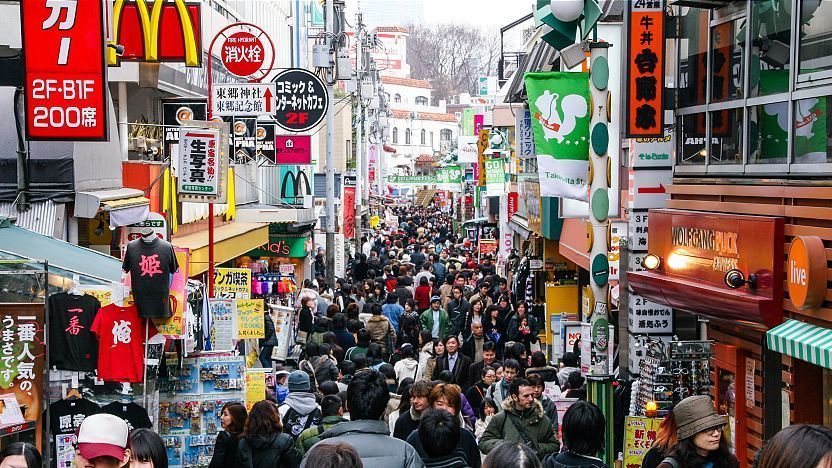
left=710, top=108, right=743, bottom=164
left=748, top=102, right=788, bottom=164
left=678, top=7, right=710, bottom=108
left=678, top=113, right=706, bottom=165
left=793, top=95, right=831, bottom=164
left=798, top=1, right=832, bottom=80
left=749, top=0, right=791, bottom=97
left=710, top=17, right=746, bottom=102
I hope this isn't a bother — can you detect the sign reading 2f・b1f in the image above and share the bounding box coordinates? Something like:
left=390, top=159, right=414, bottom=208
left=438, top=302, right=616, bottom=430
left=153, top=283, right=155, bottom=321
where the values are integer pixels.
left=272, top=68, right=328, bottom=132
left=21, top=0, right=108, bottom=141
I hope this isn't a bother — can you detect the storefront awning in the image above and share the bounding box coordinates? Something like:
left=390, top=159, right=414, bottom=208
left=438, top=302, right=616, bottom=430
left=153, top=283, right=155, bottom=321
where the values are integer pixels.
left=767, top=319, right=832, bottom=370
left=172, top=222, right=269, bottom=276
left=0, top=219, right=122, bottom=282
left=558, top=218, right=589, bottom=270
left=75, top=188, right=150, bottom=227
left=628, top=270, right=781, bottom=330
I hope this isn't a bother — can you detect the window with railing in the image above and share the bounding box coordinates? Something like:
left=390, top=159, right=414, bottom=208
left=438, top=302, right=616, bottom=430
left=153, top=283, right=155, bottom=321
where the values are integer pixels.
left=415, top=96, right=429, bottom=105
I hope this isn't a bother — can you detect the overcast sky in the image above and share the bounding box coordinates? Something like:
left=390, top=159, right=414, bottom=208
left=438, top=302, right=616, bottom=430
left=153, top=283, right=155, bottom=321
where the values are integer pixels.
left=346, top=0, right=534, bottom=29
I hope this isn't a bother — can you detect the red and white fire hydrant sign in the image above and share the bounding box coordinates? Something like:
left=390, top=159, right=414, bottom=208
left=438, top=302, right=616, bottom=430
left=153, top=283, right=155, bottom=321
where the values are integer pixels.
left=221, top=31, right=265, bottom=78
left=21, top=0, right=108, bottom=141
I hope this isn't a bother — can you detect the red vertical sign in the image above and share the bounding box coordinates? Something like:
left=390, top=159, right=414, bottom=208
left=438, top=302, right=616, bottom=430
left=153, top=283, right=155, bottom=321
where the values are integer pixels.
left=507, top=192, right=519, bottom=219
left=626, top=0, right=664, bottom=138
left=343, top=186, right=356, bottom=238
left=21, top=0, right=108, bottom=140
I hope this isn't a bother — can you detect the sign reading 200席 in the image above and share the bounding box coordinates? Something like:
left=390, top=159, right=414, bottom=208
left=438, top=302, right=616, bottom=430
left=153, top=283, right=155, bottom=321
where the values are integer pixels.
left=272, top=68, right=328, bottom=132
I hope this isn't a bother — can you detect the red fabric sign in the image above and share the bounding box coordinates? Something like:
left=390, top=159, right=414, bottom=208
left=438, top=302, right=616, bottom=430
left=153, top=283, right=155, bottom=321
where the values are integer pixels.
left=343, top=186, right=356, bottom=238
left=22, top=0, right=108, bottom=140
left=626, top=0, right=664, bottom=138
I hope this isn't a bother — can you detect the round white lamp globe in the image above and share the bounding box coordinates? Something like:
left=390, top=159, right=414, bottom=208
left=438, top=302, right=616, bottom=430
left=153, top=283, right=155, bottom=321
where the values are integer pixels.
left=550, top=0, right=584, bottom=22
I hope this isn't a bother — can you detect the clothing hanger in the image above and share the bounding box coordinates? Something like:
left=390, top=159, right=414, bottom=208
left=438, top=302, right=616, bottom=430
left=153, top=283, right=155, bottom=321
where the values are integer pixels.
left=68, top=274, right=83, bottom=296
left=65, top=373, right=81, bottom=400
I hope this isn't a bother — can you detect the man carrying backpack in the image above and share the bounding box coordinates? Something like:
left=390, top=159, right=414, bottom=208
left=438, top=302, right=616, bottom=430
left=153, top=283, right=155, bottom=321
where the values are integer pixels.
left=278, top=371, right=322, bottom=440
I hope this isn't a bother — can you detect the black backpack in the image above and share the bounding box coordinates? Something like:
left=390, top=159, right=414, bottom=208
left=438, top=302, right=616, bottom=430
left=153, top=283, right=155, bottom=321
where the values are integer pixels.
left=282, top=406, right=322, bottom=440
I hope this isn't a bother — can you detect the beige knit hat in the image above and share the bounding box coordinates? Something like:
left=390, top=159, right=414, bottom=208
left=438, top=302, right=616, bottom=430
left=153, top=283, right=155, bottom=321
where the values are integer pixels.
left=673, top=395, right=727, bottom=440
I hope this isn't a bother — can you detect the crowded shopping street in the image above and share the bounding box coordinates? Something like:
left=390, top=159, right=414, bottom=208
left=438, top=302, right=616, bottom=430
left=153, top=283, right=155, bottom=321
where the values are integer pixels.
left=1, top=0, right=832, bottom=467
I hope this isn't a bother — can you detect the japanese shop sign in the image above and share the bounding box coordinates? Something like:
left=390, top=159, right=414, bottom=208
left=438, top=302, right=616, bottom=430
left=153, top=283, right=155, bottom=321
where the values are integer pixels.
left=153, top=248, right=188, bottom=338
left=108, top=0, right=202, bottom=67
left=507, top=192, right=518, bottom=220
left=244, top=369, right=266, bottom=411
left=275, top=135, right=312, bottom=165
left=214, top=268, right=252, bottom=299
left=629, top=211, right=649, bottom=252
left=0, top=304, right=45, bottom=444
left=208, top=299, right=237, bottom=351
left=477, top=130, right=489, bottom=186
left=516, top=108, right=536, bottom=159
left=178, top=121, right=229, bottom=203
left=212, top=83, right=276, bottom=117
left=457, top=136, right=478, bottom=164
left=609, top=222, right=626, bottom=281
left=162, top=99, right=207, bottom=148
left=626, top=0, right=665, bottom=137
left=21, top=0, right=108, bottom=140
left=125, top=212, right=168, bottom=242
left=343, top=186, right=356, bottom=238
left=623, top=416, right=661, bottom=467
left=628, top=295, right=672, bottom=333
left=255, top=123, right=276, bottom=163
left=236, top=299, right=265, bottom=339
left=629, top=131, right=673, bottom=168
left=222, top=31, right=266, bottom=77
left=272, top=68, right=329, bottom=132
left=474, top=114, right=484, bottom=136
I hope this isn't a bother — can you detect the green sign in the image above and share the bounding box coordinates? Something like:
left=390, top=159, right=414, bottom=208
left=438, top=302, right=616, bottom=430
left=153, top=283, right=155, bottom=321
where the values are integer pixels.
left=387, top=175, right=438, bottom=184
left=248, top=235, right=308, bottom=258
left=524, top=72, right=590, bottom=201
left=484, top=159, right=505, bottom=195
left=591, top=253, right=609, bottom=287
left=463, top=108, right=475, bottom=136
left=436, top=166, right=462, bottom=189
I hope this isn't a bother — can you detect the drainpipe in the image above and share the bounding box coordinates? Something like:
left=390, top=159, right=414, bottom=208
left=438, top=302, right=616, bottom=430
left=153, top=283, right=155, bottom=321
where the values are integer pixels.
left=13, top=87, right=29, bottom=212
left=119, top=82, right=129, bottom=161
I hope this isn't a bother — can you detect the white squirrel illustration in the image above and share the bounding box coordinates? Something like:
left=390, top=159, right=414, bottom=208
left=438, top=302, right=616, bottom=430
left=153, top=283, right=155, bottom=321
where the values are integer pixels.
left=534, top=90, right=588, bottom=143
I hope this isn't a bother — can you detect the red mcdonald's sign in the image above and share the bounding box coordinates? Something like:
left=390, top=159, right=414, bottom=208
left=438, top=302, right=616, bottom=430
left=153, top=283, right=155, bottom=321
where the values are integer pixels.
left=109, top=0, right=202, bottom=67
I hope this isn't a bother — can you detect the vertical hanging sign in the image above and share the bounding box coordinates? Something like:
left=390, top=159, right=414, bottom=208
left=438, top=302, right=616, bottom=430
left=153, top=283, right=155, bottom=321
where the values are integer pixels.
left=21, top=0, right=108, bottom=140
left=343, top=186, right=356, bottom=238
left=626, top=0, right=665, bottom=138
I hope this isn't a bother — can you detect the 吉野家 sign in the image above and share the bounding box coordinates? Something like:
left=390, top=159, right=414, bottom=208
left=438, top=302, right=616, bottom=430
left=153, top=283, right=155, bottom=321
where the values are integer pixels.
left=272, top=68, right=329, bottom=132
left=787, top=236, right=827, bottom=310
left=21, top=0, right=108, bottom=140
left=212, top=83, right=276, bottom=117
left=626, top=0, right=665, bottom=137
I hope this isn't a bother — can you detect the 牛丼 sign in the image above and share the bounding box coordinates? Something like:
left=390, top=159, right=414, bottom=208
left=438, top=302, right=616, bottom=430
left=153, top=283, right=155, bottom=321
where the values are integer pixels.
left=787, top=236, right=827, bottom=310
left=272, top=68, right=328, bottom=132
left=212, top=83, right=276, bottom=117
left=22, top=0, right=108, bottom=140
left=626, top=0, right=665, bottom=137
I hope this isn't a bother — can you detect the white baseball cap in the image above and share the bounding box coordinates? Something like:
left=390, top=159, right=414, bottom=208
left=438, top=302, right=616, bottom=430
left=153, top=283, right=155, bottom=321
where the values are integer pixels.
left=77, top=413, right=129, bottom=460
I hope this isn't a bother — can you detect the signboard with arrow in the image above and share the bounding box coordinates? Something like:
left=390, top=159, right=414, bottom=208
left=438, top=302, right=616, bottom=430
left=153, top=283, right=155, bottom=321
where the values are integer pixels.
left=627, top=168, right=671, bottom=209
left=211, top=83, right=276, bottom=117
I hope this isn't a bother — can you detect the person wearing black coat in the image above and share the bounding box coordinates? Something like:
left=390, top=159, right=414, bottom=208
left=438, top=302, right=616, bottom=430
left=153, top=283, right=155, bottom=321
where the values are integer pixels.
left=208, top=402, right=247, bottom=468
left=432, top=336, right=472, bottom=390
left=235, top=401, right=300, bottom=468
left=258, top=311, right=278, bottom=368
left=506, top=301, right=540, bottom=354
left=297, top=297, right=315, bottom=343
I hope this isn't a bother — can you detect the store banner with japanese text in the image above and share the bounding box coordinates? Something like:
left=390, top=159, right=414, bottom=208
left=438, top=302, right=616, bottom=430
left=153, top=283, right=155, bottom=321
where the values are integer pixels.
left=436, top=166, right=462, bottom=191
left=236, top=299, right=265, bottom=339
left=516, top=108, right=536, bottom=159
left=178, top=128, right=222, bottom=198
left=524, top=72, right=590, bottom=201
left=0, top=304, right=44, bottom=448
left=626, top=0, right=665, bottom=137
left=22, top=0, right=108, bottom=140
left=153, top=248, right=189, bottom=338
left=624, top=416, right=662, bottom=467
left=214, top=268, right=251, bottom=299
left=485, top=159, right=506, bottom=196
left=343, top=186, right=356, bottom=238
left=245, top=369, right=266, bottom=411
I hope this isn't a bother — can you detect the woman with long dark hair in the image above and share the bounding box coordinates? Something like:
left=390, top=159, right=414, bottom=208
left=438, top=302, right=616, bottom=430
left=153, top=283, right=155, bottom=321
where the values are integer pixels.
left=129, top=428, right=169, bottom=468
left=654, top=396, right=738, bottom=468
left=754, top=424, right=832, bottom=468
left=641, top=411, right=678, bottom=468
left=209, top=402, right=247, bottom=468
left=483, top=305, right=505, bottom=359
left=235, top=400, right=301, bottom=468
left=0, top=443, right=41, bottom=468
left=396, top=313, right=421, bottom=349
left=507, top=300, right=539, bottom=356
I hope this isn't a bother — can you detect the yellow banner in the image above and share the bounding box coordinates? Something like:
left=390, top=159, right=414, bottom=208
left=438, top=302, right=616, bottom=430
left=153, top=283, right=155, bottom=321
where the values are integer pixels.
left=236, top=299, right=265, bottom=339
left=214, top=268, right=251, bottom=298
left=623, top=416, right=661, bottom=467
left=245, top=369, right=266, bottom=411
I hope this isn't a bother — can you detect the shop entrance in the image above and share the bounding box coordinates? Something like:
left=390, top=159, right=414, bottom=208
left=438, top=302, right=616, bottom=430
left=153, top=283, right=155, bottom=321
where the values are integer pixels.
left=713, top=343, right=750, bottom=466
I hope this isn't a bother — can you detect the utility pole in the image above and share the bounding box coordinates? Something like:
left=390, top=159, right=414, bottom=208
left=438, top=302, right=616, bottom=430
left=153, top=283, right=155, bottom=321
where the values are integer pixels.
left=354, top=11, right=364, bottom=245
left=325, top=0, right=336, bottom=285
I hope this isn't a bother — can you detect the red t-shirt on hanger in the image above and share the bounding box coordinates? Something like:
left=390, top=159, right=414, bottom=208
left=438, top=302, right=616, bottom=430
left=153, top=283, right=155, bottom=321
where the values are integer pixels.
left=91, top=303, right=157, bottom=383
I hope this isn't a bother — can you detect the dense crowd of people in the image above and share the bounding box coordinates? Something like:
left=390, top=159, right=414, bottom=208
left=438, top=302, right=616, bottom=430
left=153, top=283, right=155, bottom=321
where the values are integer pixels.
left=9, top=202, right=829, bottom=468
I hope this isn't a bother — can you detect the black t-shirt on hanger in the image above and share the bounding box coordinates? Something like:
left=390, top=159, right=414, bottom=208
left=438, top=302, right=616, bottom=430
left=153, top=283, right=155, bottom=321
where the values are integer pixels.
left=47, top=398, right=101, bottom=436
left=48, top=293, right=100, bottom=371
left=122, top=237, right=179, bottom=319
left=101, top=401, right=152, bottom=431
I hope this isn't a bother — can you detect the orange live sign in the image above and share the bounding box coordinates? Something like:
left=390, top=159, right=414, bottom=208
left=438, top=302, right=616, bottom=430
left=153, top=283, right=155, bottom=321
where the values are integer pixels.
left=626, top=0, right=665, bottom=138
left=787, top=236, right=827, bottom=310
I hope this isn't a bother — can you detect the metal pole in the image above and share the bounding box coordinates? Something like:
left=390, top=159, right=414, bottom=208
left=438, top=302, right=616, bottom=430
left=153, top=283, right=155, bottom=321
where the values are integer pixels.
left=355, top=20, right=364, bottom=245
left=325, top=0, right=336, bottom=285
left=118, top=82, right=129, bottom=161
left=207, top=42, right=216, bottom=297
left=586, top=40, right=614, bottom=464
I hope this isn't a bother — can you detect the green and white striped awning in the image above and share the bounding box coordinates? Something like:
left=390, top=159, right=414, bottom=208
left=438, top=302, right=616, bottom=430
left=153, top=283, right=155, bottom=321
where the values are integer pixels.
left=767, top=319, right=832, bottom=370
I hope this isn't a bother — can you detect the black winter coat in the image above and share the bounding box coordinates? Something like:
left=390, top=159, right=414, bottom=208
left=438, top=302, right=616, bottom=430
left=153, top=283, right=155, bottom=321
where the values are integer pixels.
left=208, top=431, right=240, bottom=468
left=235, top=433, right=301, bottom=468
